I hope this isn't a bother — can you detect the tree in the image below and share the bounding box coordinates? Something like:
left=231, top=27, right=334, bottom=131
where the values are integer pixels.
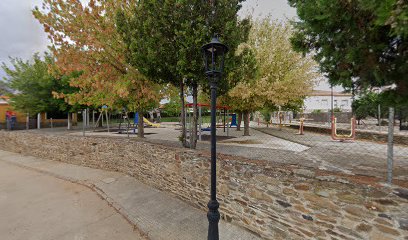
left=228, top=18, right=319, bottom=135
left=288, top=0, right=408, bottom=105
left=161, top=85, right=181, bottom=117
left=0, top=81, right=12, bottom=95
left=117, top=0, right=250, bottom=148
left=352, top=92, right=381, bottom=123
left=227, top=45, right=261, bottom=135
left=33, top=0, right=161, bottom=137
left=1, top=53, right=79, bottom=115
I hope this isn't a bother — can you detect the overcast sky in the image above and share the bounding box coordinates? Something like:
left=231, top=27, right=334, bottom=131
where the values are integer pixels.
left=0, top=0, right=335, bottom=91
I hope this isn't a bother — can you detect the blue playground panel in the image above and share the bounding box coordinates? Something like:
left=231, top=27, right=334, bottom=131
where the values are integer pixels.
left=230, top=113, right=237, bottom=127
left=133, top=112, right=139, bottom=133
left=134, top=112, right=139, bottom=124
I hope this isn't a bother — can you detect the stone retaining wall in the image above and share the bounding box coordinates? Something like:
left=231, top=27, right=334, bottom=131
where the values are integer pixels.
left=0, top=130, right=407, bottom=240
left=0, top=119, right=68, bottom=130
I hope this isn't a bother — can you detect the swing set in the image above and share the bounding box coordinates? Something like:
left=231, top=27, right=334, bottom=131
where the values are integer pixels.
left=93, top=105, right=111, bottom=132
left=185, top=103, right=235, bottom=141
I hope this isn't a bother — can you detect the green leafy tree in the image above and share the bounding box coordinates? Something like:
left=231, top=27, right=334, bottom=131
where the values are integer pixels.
left=1, top=53, right=79, bottom=116
left=227, top=45, right=260, bottom=135
left=352, top=92, right=380, bottom=122
left=117, top=0, right=249, bottom=148
left=0, top=81, right=11, bottom=95
left=162, top=85, right=181, bottom=117
left=33, top=0, right=161, bottom=137
left=288, top=0, right=408, bottom=105
left=352, top=91, right=400, bottom=124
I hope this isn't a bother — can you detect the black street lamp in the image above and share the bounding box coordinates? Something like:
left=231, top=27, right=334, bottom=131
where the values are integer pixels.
left=201, top=35, right=229, bottom=240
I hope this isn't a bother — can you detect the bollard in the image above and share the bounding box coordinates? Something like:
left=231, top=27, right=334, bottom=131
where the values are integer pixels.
left=82, top=110, right=86, bottom=137
left=298, top=118, right=305, bottom=135
left=37, top=113, right=41, bottom=129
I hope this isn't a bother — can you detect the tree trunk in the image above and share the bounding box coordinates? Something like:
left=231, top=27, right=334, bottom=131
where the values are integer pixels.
left=98, top=112, right=103, bottom=127
left=237, top=111, right=242, bottom=131
left=190, top=81, right=198, bottom=149
left=179, top=81, right=188, bottom=147
left=138, top=111, right=144, bottom=138
left=243, top=110, right=250, bottom=136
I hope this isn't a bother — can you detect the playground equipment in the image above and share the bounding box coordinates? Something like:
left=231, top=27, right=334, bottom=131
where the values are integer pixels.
left=271, top=111, right=293, bottom=126
left=117, top=109, right=134, bottom=136
left=297, top=117, right=305, bottom=135
left=133, top=112, right=160, bottom=128
left=143, top=117, right=160, bottom=128
left=331, top=116, right=356, bottom=141
left=230, top=113, right=237, bottom=127
left=329, top=86, right=356, bottom=141
left=185, top=103, right=232, bottom=141
left=93, top=106, right=110, bottom=132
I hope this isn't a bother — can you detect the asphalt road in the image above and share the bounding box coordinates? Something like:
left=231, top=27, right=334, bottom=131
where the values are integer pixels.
left=0, top=161, right=145, bottom=240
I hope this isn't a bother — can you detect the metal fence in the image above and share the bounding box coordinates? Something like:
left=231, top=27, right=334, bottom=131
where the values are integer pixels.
left=14, top=107, right=408, bottom=185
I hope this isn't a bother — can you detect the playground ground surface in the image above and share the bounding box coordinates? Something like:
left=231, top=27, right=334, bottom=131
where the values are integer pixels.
left=30, top=121, right=408, bottom=182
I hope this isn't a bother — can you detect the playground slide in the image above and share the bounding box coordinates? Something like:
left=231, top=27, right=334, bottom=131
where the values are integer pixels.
left=143, top=117, right=160, bottom=128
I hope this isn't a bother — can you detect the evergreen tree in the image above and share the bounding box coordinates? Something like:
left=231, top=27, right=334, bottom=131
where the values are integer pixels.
left=289, top=0, right=408, bottom=105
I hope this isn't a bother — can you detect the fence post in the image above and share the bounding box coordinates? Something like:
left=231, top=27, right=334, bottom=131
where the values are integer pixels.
left=378, top=104, right=381, bottom=132
left=92, top=110, right=95, bottom=127
left=387, top=107, right=394, bottom=184
left=37, top=113, right=41, bottom=129
left=26, top=113, right=29, bottom=130
left=67, top=113, right=72, bottom=130
left=82, top=110, right=86, bottom=137
left=86, top=108, right=90, bottom=127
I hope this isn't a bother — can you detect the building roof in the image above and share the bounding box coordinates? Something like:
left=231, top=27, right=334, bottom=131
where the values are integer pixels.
left=0, top=95, right=10, bottom=105
left=308, top=90, right=352, bottom=97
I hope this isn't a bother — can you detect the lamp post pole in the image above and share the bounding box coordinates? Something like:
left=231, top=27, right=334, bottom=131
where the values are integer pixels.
left=202, top=36, right=228, bottom=240
left=207, top=75, right=220, bottom=240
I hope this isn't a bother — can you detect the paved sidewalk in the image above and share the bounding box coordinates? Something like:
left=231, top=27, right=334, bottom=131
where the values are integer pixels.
left=0, top=150, right=260, bottom=240
left=0, top=159, right=145, bottom=240
left=255, top=126, right=408, bottom=180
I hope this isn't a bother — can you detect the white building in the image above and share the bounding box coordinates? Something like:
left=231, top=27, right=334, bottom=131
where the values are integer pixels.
left=303, top=90, right=352, bottom=113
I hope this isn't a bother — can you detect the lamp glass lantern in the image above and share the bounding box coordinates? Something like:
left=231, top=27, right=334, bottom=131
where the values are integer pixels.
left=201, top=36, right=229, bottom=78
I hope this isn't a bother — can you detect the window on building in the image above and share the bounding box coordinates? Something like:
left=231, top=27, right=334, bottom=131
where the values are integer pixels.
left=321, top=99, right=328, bottom=108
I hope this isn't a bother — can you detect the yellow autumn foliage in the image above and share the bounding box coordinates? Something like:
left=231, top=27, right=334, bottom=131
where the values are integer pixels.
left=228, top=17, right=321, bottom=111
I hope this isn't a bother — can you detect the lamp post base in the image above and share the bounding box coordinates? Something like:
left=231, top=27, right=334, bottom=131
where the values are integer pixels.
left=207, top=200, right=220, bottom=240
